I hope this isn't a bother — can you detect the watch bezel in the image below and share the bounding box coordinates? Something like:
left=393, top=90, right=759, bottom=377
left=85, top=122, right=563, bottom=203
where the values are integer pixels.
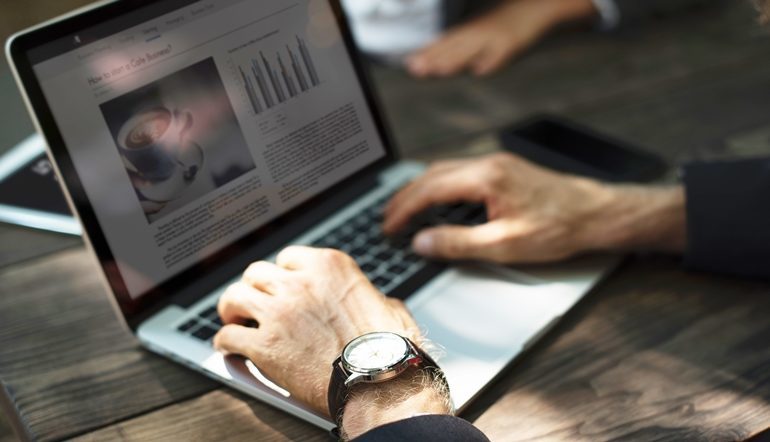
left=340, top=332, right=419, bottom=385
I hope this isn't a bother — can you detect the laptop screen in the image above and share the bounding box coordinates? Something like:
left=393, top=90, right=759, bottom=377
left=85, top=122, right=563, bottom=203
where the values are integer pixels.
left=26, top=0, right=388, bottom=304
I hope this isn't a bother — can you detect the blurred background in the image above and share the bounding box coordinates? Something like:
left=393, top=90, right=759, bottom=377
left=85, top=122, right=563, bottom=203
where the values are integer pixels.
left=0, top=4, right=95, bottom=442
left=0, top=0, right=93, bottom=46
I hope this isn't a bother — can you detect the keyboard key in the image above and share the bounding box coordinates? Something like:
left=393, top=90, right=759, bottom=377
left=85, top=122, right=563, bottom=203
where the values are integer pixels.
left=192, top=325, right=218, bottom=341
left=361, top=262, right=378, bottom=273
left=403, top=253, right=421, bottom=263
left=387, top=236, right=410, bottom=249
left=389, top=264, right=409, bottom=275
left=200, top=306, right=217, bottom=319
left=177, top=319, right=198, bottom=333
left=352, top=216, right=369, bottom=229
left=205, top=311, right=220, bottom=322
left=350, top=247, right=367, bottom=258
left=338, top=233, right=356, bottom=246
left=373, top=276, right=391, bottom=288
left=211, top=317, right=223, bottom=327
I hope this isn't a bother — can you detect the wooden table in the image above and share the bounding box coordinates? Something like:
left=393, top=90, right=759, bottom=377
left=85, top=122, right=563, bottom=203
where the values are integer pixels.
left=3, top=1, right=770, bottom=440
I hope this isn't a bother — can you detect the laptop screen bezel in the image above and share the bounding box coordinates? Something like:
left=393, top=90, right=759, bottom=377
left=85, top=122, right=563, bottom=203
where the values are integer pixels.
left=7, top=0, right=399, bottom=327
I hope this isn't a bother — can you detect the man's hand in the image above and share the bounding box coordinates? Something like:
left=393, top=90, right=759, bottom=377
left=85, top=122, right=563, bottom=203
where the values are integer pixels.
left=384, top=153, right=687, bottom=264
left=213, top=246, right=421, bottom=415
left=406, top=0, right=597, bottom=77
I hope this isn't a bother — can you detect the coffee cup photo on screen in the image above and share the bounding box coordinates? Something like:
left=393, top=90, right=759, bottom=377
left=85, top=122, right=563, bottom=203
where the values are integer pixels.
left=100, top=57, right=256, bottom=223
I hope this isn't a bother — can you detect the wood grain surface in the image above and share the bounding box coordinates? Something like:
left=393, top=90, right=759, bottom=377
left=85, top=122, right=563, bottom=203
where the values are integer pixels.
left=0, top=248, right=217, bottom=441
left=1, top=0, right=770, bottom=441
left=468, top=257, right=770, bottom=441
left=72, top=390, right=327, bottom=442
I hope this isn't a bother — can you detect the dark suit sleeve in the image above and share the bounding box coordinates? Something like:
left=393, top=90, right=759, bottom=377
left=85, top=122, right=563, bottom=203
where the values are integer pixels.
left=612, top=0, right=717, bottom=26
left=351, top=415, right=490, bottom=442
left=683, top=158, right=770, bottom=280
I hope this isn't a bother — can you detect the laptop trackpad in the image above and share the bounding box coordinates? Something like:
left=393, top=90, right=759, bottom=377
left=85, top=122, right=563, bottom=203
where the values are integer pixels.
left=407, top=264, right=584, bottom=408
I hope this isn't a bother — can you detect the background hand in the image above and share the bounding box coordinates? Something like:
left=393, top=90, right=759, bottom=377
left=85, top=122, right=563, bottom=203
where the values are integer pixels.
left=213, top=246, right=420, bottom=415
left=406, top=0, right=597, bottom=77
left=384, top=153, right=686, bottom=264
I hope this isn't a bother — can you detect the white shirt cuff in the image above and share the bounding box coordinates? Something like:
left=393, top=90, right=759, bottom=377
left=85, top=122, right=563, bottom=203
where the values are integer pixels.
left=591, top=0, right=621, bottom=30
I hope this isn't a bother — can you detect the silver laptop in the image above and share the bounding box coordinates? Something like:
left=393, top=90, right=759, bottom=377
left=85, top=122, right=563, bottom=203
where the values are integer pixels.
left=7, top=0, right=615, bottom=430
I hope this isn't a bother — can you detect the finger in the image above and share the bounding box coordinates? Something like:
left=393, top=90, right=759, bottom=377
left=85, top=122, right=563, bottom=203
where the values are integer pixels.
left=407, top=38, right=451, bottom=77
left=275, top=245, right=314, bottom=270
left=218, top=282, right=271, bottom=325
left=384, top=160, right=466, bottom=218
left=407, top=31, right=471, bottom=75
left=412, top=222, right=509, bottom=262
left=383, top=167, right=488, bottom=234
left=470, top=44, right=524, bottom=77
left=408, top=34, right=481, bottom=77
left=275, top=245, right=324, bottom=271
left=242, top=260, right=293, bottom=294
left=431, top=40, right=486, bottom=77
left=384, top=161, right=475, bottom=222
left=213, top=324, right=262, bottom=357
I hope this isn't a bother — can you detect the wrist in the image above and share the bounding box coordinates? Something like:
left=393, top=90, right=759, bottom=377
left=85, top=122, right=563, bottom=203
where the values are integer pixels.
left=582, top=182, right=687, bottom=253
left=341, top=366, right=452, bottom=440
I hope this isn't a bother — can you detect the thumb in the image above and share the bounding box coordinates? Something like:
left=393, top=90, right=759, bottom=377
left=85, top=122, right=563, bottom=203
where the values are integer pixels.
left=412, top=223, right=504, bottom=261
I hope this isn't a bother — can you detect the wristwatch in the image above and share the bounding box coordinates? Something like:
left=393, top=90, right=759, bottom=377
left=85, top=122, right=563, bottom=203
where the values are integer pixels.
left=327, top=331, right=445, bottom=427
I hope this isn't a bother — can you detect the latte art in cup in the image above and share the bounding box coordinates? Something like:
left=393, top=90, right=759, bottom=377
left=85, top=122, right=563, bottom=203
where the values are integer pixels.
left=117, top=106, right=193, bottom=181
left=124, top=111, right=172, bottom=150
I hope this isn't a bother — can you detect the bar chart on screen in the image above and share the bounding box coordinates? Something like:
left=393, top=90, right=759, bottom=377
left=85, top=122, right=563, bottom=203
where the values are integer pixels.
left=233, top=35, right=322, bottom=115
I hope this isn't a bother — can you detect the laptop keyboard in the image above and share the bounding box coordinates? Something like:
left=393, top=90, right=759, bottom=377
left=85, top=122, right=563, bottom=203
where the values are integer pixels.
left=311, top=195, right=486, bottom=294
left=177, top=192, right=486, bottom=342
left=177, top=306, right=221, bottom=342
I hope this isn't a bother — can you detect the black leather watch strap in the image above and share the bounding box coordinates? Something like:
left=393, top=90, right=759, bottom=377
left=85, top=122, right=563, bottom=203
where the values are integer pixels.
left=328, top=356, right=348, bottom=427
left=326, top=340, right=445, bottom=432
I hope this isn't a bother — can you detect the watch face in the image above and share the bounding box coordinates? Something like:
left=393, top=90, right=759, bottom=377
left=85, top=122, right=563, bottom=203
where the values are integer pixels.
left=342, top=332, right=410, bottom=373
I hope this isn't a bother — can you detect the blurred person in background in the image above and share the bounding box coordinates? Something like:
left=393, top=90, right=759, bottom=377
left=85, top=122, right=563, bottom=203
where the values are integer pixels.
left=342, top=0, right=712, bottom=77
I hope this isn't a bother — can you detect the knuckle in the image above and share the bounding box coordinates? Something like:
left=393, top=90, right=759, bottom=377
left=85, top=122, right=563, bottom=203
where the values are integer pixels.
left=281, top=245, right=299, bottom=254
left=218, top=283, right=239, bottom=306
left=276, top=245, right=302, bottom=263
left=479, top=159, right=510, bottom=190
left=319, top=247, right=350, bottom=265
left=245, top=261, right=267, bottom=277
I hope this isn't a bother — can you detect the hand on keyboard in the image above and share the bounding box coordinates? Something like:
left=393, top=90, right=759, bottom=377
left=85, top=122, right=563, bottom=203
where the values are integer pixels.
left=383, top=153, right=630, bottom=264
left=311, top=193, right=485, bottom=295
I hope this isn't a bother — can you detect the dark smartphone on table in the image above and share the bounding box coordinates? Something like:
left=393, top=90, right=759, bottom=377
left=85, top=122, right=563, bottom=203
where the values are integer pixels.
left=498, top=115, right=668, bottom=183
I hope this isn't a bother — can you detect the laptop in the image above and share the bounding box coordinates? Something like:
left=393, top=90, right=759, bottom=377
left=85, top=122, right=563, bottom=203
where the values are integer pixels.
left=6, top=0, right=616, bottom=430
